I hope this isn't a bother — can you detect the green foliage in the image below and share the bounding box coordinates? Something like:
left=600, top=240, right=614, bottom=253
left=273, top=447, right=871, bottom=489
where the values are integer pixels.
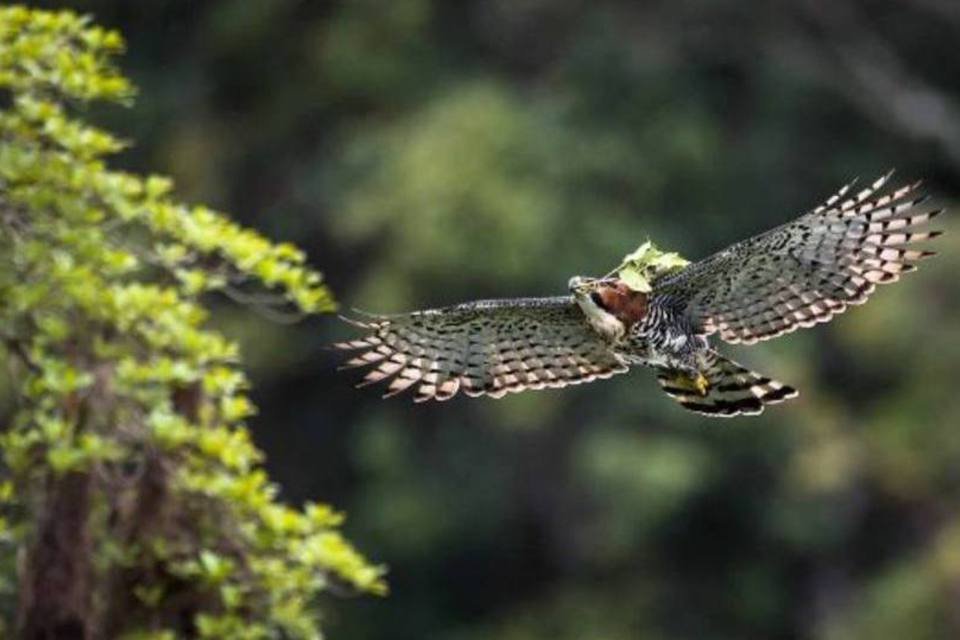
left=332, top=83, right=567, bottom=287
left=2, top=3, right=957, bottom=639
left=58, top=2, right=960, bottom=639
left=0, top=6, right=383, bottom=637
left=607, top=241, right=690, bottom=293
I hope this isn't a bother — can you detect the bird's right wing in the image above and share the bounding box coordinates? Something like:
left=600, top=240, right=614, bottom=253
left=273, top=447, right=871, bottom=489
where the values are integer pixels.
left=653, top=172, right=943, bottom=345
left=335, top=296, right=627, bottom=402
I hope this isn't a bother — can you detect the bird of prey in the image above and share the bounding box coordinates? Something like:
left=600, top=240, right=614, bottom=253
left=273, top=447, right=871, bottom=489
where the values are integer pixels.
left=335, top=173, right=943, bottom=416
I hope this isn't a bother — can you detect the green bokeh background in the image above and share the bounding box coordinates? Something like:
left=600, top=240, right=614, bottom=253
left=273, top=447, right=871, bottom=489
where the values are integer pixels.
left=14, top=1, right=960, bottom=638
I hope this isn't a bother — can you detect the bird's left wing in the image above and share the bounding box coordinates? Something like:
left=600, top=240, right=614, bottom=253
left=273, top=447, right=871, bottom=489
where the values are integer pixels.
left=653, top=173, right=943, bottom=344
left=335, top=296, right=628, bottom=402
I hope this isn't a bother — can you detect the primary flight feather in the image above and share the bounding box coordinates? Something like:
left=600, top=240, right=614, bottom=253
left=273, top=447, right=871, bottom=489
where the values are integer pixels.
left=335, top=172, right=943, bottom=417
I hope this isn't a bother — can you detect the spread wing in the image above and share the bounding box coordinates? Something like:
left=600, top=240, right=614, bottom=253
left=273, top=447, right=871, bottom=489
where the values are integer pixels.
left=653, top=172, right=943, bottom=345
left=335, top=296, right=628, bottom=402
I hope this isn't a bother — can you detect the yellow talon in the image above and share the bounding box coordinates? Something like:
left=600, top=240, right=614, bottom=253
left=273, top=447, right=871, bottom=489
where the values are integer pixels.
left=670, top=372, right=711, bottom=396
left=693, top=372, right=710, bottom=396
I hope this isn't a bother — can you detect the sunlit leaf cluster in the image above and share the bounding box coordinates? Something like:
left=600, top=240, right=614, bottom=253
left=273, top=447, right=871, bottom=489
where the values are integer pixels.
left=0, top=6, right=382, bottom=637
left=608, top=241, right=690, bottom=293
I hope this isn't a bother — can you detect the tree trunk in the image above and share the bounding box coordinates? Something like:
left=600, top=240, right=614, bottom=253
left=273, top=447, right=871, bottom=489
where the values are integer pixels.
left=17, top=471, right=95, bottom=640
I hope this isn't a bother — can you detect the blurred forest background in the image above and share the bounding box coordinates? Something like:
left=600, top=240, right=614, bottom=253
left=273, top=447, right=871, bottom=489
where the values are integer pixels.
left=10, top=0, right=960, bottom=638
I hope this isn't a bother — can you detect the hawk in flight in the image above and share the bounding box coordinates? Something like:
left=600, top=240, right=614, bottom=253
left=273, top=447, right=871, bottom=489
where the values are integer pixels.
left=335, top=173, right=942, bottom=416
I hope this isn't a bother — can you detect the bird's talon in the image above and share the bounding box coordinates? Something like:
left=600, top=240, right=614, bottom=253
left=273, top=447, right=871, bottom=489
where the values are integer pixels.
left=669, top=372, right=710, bottom=396
left=693, top=372, right=710, bottom=396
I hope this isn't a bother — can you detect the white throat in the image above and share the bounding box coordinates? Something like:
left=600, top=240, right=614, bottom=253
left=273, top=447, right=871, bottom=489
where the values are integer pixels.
left=573, top=290, right=625, bottom=342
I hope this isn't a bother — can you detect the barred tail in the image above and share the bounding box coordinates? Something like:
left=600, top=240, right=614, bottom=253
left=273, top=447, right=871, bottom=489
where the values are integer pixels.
left=656, top=352, right=798, bottom=417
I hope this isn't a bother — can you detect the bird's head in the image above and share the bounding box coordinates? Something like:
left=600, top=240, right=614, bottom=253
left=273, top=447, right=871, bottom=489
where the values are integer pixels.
left=568, top=275, right=618, bottom=293
left=571, top=275, right=649, bottom=338
left=567, top=275, right=592, bottom=292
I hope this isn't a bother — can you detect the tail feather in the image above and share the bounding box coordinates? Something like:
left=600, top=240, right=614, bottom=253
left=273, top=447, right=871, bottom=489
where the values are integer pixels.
left=657, top=352, right=798, bottom=417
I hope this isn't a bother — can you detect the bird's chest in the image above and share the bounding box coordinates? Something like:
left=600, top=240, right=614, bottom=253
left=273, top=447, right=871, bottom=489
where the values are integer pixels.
left=623, top=299, right=706, bottom=362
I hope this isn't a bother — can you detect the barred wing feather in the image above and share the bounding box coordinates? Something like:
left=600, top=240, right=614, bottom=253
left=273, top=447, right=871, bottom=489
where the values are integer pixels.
left=655, top=173, right=943, bottom=345
left=335, top=297, right=627, bottom=402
